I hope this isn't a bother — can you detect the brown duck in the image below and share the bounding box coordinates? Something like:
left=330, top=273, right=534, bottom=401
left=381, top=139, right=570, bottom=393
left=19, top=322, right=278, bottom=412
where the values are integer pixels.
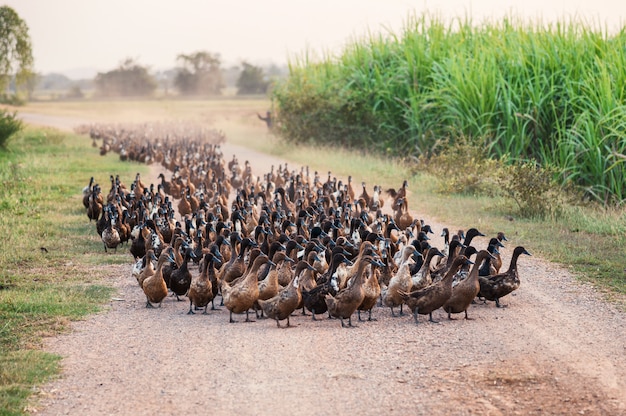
left=255, top=252, right=295, bottom=317
left=325, top=256, right=384, bottom=328
left=142, top=247, right=175, bottom=308
left=187, top=249, right=221, bottom=315
left=221, top=254, right=273, bottom=323
left=400, top=255, right=472, bottom=324
left=257, top=260, right=314, bottom=327
left=443, top=250, right=494, bottom=320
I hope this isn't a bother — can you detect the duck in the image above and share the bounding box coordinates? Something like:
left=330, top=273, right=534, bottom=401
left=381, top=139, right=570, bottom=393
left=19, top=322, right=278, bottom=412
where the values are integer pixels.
left=101, top=211, right=121, bottom=252
left=301, top=252, right=350, bottom=320
left=255, top=251, right=294, bottom=316
left=325, top=256, right=385, bottom=327
left=491, top=233, right=508, bottom=274
left=142, top=247, right=175, bottom=308
left=410, top=247, right=444, bottom=290
left=136, top=249, right=157, bottom=288
left=382, top=246, right=419, bottom=317
left=187, top=250, right=221, bottom=315
left=162, top=236, right=187, bottom=289
left=478, top=246, right=531, bottom=308
left=219, top=236, right=256, bottom=284
left=170, top=246, right=196, bottom=301
left=459, top=228, right=485, bottom=255
left=257, top=260, right=314, bottom=327
left=356, top=256, right=384, bottom=322
left=430, top=239, right=466, bottom=282
left=399, top=255, right=472, bottom=324
left=221, top=254, right=273, bottom=323
left=385, top=179, right=408, bottom=210
left=478, top=238, right=505, bottom=277
left=443, top=250, right=494, bottom=320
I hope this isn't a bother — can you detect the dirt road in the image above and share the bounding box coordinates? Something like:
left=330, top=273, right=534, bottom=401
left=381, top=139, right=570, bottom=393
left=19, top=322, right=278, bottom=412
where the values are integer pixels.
left=23, top=112, right=626, bottom=415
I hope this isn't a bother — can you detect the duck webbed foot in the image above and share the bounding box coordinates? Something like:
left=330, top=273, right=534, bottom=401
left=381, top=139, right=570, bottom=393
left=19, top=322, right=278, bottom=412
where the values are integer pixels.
left=145, top=300, right=155, bottom=308
left=495, top=298, right=508, bottom=308
left=428, top=313, right=440, bottom=324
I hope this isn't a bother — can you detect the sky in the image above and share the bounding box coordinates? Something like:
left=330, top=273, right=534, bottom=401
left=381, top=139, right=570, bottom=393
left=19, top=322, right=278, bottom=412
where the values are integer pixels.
left=4, top=0, right=625, bottom=78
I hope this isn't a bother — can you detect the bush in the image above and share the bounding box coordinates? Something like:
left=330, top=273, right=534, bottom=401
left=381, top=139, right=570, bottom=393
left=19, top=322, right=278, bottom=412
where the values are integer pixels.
left=417, top=136, right=569, bottom=218
left=418, top=136, right=503, bottom=196
left=497, top=161, right=568, bottom=219
left=0, top=109, right=23, bottom=148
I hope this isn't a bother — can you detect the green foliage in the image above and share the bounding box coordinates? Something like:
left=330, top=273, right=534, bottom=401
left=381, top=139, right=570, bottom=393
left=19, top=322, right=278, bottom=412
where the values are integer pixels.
left=236, top=61, right=270, bottom=95
left=175, top=51, right=224, bottom=95
left=0, top=6, right=34, bottom=97
left=497, top=161, right=568, bottom=219
left=0, top=109, right=23, bottom=148
left=419, top=136, right=503, bottom=196
left=418, top=137, right=567, bottom=218
left=0, top=127, right=134, bottom=414
left=94, top=58, right=157, bottom=97
left=273, top=13, right=626, bottom=206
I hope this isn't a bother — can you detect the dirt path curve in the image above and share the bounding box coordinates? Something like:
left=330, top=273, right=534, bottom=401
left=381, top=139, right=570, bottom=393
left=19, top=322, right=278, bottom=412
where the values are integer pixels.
left=23, top=113, right=626, bottom=415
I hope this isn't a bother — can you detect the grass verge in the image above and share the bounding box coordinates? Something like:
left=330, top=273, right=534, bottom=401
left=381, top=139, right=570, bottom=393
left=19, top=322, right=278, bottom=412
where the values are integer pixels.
left=0, top=126, right=146, bottom=415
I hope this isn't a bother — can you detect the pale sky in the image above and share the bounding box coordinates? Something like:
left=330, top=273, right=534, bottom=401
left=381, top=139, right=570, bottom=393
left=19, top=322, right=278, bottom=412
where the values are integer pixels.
left=4, top=0, right=625, bottom=77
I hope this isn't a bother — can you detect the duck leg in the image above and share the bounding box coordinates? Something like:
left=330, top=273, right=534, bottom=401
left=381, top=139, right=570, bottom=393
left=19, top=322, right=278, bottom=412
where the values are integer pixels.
left=495, top=298, right=507, bottom=308
left=311, top=309, right=318, bottom=321
left=357, top=310, right=365, bottom=322
left=368, top=309, right=376, bottom=322
left=244, top=309, right=255, bottom=322
left=412, top=308, right=420, bottom=325
left=203, top=305, right=209, bottom=315
left=187, top=300, right=195, bottom=315
left=464, top=310, right=473, bottom=320
left=301, top=306, right=309, bottom=316
left=145, top=299, right=155, bottom=308
left=229, top=311, right=237, bottom=323
left=428, top=312, right=439, bottom=324
left=390, top=306, right=397, bottom=317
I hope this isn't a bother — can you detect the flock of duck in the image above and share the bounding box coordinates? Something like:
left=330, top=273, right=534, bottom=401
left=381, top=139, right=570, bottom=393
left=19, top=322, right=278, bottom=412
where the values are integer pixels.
left=81, top=122, right=531, bottom=328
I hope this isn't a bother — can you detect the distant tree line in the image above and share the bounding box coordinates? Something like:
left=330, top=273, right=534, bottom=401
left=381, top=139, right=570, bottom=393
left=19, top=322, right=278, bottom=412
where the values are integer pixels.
left=78, top=51, right=280, bottom=98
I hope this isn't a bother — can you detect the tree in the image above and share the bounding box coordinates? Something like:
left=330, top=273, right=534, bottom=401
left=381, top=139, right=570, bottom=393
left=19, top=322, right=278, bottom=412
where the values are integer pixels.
left=94, top=58, right=157, bottom=97
left=174, top=51, right=224, bottom=96
left=236, top=62, right=270, bottom=95
left=0, top=6, right=34, bottom=100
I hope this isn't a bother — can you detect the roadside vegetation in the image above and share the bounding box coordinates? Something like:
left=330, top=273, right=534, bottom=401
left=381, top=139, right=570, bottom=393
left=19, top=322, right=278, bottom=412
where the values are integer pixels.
left=0, top=126, right=144, bottom=415
left=272, top=13, right=626, bottom=208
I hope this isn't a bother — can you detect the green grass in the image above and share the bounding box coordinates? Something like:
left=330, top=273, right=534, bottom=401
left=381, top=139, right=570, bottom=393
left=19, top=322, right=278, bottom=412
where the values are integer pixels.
left=0, top=126, right=146, bottom=414
left=272, top=13, right=626, bottom=206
